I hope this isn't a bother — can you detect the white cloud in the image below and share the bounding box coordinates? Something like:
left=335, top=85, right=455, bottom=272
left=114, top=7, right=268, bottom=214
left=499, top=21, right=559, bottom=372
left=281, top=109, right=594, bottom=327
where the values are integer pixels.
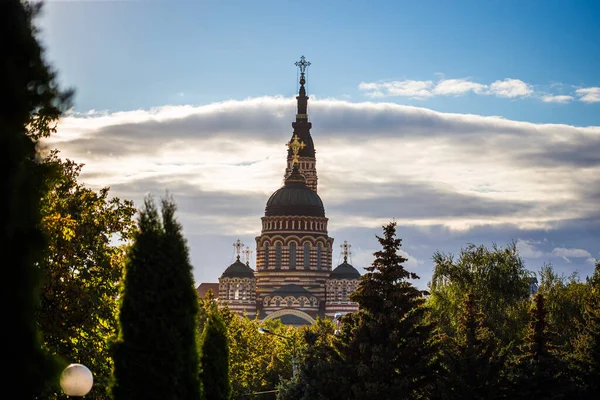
left=575, top=87, right=600, bottom=103
left=358, top=80, right=433, bottom=99
left=488, top=78, right=533, bottom=98
left=516, top=239, right=545, bottom=258
left=540, top=94, right=574, bottom=103
left=433, top=79, right=487, bottom=95
left=43, top=97, right=600, bottom=285
left=551, top=247, right=592, bottom=258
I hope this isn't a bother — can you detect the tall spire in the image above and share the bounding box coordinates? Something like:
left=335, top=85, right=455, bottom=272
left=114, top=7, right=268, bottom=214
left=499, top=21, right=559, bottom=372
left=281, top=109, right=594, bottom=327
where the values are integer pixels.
left=286, top=56, right=318, bottom=192
left=295, top=55, right=311, bottom=118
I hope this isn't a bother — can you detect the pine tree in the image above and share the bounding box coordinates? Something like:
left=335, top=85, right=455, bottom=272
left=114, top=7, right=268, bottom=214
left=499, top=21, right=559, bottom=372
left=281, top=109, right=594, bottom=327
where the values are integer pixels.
left=435, top=293, right=507, bottom=400
left=2, top=0, right=72, bottom=396
left=334, top=221, right=436, bottom=399
left=110, top=196, right=202, bottom=400
left=200, top=308, right=231, bottom=400
left=510, top=293, right=571, bottom=399
left=571, top=261, right=600, bottom=398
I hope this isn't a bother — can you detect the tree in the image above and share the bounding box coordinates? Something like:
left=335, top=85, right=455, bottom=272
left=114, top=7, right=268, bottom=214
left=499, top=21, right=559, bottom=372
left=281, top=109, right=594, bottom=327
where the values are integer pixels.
left=2, top=0, right=73, bottom=396
left=276, top=317, right=342, bottom=400
left=570, top=260, right=600, bottom=398
left=333, top=221, right=437, bottom=399
left=200, top=307, right=231, bottom=400
left=509, top=293, right=572, bottom=399
left=434, top=293, right=508, bottom=400
left=110, top=196, right=202, bottom=400
left=197, top=292, right=302, bottom=399
left=536, top=263, right=588, bottom=353
left=427, top=242, right=532, bottom=346
left=34, top=155, right=135, bottom=399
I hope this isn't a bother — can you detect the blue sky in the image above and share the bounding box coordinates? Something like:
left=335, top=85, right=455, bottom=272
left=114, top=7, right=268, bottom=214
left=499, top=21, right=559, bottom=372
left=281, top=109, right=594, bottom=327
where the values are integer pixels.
left=39, top=0, right=599, bottom=288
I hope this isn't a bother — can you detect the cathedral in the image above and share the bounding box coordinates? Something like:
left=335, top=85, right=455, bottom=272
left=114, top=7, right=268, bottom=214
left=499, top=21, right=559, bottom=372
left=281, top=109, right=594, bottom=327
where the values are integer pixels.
left=197, top=57, right=360, bottom=326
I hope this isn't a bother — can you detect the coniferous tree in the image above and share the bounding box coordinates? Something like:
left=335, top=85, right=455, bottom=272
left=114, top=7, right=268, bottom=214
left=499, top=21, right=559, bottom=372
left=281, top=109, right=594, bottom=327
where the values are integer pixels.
left=510, top=293, right=571, bottom=399
left=571, top=261, right=600, bottom=398
left=110, top=196, right=202, bottom=400
left=435, top=293, right=507, bottom=400
left=200, top=307, right=231, bottom=400
left=333, top=221, right=436, bottom=399
left=2, top=0, right=73, bottom=396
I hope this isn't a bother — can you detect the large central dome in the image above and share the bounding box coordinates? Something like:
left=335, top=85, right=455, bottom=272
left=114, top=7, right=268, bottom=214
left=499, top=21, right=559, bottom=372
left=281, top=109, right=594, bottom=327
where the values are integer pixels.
left=265, top=166, right=325, bottom=217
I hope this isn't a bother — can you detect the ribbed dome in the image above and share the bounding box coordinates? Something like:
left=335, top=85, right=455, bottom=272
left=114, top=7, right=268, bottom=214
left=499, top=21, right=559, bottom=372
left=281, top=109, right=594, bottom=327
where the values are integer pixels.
left=329, top=261, right=361, bottom=280
left=265, top=166, right=325, bottom=217
left=221, top=258, right=255, bottom=279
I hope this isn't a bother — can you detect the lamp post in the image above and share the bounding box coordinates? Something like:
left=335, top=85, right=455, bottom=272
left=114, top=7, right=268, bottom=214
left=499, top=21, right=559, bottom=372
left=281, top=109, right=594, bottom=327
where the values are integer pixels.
left=60, top=363, right=93, bottom=399
left=258, top=327, right=297, bottom=378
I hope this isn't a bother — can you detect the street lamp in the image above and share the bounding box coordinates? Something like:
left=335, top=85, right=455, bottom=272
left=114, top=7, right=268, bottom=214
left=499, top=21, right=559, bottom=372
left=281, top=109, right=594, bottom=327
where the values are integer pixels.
left=258, top=327, right=297, bottom=378
left=60, top=363, right=93, bottom=399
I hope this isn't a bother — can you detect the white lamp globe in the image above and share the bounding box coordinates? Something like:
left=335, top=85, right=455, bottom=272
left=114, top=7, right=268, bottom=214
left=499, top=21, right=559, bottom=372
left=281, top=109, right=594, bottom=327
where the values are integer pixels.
left=60, top=363, right=93, bottom=397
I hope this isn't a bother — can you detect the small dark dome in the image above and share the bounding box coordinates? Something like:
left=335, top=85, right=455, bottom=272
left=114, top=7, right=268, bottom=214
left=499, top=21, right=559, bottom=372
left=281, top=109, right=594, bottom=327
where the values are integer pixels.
left=329, top=261, right=361, bottom=280
left=221, top=258, right=255, bottom=279
left=265, top=166, right=324, bottom=217
left=270, top=284, right=315, bottom=298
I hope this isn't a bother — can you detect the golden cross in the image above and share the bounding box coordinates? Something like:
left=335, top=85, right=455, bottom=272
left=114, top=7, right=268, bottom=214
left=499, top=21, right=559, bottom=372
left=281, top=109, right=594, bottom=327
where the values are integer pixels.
left=287, top=134, right=306, bottom=166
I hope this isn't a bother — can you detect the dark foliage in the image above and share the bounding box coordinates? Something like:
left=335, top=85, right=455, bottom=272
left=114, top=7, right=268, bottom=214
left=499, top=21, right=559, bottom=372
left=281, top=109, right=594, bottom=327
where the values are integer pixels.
left=2, top=0, right=73, bottom=396
left=200, top=308, right=231, bottom=400
left=110, top=196, right=202, bottom=400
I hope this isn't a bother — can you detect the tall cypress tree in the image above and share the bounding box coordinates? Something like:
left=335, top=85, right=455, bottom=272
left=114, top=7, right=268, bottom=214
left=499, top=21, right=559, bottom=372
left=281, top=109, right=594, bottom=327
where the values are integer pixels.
left=199, top=308, right=231, bottom=400
left=334, top=221, right=436, bottom=399
left=110, top=196, right=202, bottom=400
left=2, top=0, right=72, bottom=396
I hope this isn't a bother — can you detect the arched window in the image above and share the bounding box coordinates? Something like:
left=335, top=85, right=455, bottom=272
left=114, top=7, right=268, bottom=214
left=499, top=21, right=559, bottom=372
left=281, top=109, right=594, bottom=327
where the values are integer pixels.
left=276, top=243, right=282, bottom=269
left=226, top=283, right=231, bottom=300
left=264, top=244, right=269, bottom=270
left=342, top=286, right=348, bottom=302
left=304, top=243, right=310, bottom=270
left=317, top=243, right=322, bottom=269
left=289, top=242, right=296, bottom=270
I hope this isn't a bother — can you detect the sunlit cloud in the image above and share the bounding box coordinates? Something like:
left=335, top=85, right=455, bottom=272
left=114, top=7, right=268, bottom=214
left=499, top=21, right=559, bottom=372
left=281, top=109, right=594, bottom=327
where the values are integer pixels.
left=43, top=97, right=600, bottom=286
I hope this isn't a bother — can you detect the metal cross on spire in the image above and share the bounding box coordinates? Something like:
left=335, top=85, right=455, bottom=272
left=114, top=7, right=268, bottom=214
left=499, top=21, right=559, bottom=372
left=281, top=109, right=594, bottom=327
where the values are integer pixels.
left=287, top=134, right=306, bottom=166
left=243, top=246, right=253, bottom=266
left=340, top=240, right=352, bottom=262
left=294, top=55, right=311, bottom=80
left=233, top=239, right=244, bottom=260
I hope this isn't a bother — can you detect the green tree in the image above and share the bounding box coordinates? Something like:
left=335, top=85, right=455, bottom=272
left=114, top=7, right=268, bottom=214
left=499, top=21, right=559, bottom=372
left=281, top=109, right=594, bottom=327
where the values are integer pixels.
left=509, top=293, right=571, bottom=399
left=200, top=307, right=231, bottom=400
left=428, top=242, right=532, bottom=346
left=197, top=292, right=302, bottom=399
left=276, top=317, right=342, bottom=400
left=2, top=0, right=73, bottom=396
left=434, top=293, right=508, bottom=400
left=570, top=260, right=600, bottom=398
left=35, top=155, right=135, bottom=399
left=110, top=196, right=202, bottom=400
left=536, top=263, right=588, bottom=353
left=334, top=221, right=436, bottom=399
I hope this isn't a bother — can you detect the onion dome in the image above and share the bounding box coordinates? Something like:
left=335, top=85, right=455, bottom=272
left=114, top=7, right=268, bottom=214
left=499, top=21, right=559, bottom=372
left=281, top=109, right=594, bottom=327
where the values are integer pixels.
left=329, top=261, right=360, bottom=280
left=221, top=257, right=255, bottom=279
left=265, top=165, right=324, bottom=217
